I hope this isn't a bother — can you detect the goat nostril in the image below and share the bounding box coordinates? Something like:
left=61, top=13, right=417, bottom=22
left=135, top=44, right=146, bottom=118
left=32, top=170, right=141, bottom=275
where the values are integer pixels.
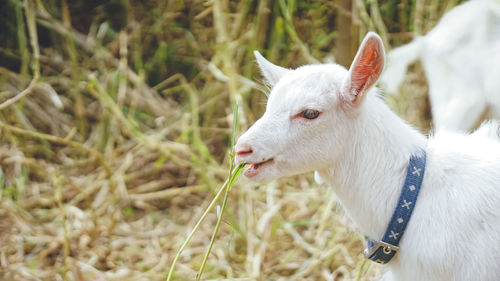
left=236, top=145, right=253, bottom=156
left=237, top=149, right=253, bottom=156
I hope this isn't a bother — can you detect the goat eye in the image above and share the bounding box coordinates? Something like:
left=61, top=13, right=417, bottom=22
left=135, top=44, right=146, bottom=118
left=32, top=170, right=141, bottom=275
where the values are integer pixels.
left=301, top=109, right=320, bottom=120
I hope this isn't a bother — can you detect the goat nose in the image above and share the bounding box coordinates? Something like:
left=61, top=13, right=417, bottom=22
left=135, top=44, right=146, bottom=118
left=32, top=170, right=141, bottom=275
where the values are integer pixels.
left=235, top=143, right=253, bottom=156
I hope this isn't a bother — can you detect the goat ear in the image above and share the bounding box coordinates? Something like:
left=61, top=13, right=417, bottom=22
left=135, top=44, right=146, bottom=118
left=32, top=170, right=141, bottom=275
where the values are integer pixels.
left=342, top=32, right=385, bottom=111
left=254, top=51, right=290, bottom=87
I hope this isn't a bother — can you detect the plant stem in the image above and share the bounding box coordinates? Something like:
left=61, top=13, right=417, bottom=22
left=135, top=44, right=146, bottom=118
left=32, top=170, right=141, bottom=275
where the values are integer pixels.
left=196, top=163, right=245, bottom=280
left=356, top=258, right=368, bottom=281
left=166, top=164, right=245, bottom=281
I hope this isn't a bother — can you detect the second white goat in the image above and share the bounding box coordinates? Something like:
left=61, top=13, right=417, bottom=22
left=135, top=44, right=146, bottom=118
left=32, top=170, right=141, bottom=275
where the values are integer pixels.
left=235, top=32, right=500, bottom=281
left=379, top=0, right=500, bottom=132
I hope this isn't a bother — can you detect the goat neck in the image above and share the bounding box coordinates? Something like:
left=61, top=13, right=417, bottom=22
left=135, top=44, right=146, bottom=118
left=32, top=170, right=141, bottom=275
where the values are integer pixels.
left=316, top=92, right=427, bottom=241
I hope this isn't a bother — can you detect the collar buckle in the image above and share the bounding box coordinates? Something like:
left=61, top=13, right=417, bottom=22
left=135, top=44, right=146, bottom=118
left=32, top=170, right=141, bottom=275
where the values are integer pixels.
left=364, top=240, right=399, bottom=261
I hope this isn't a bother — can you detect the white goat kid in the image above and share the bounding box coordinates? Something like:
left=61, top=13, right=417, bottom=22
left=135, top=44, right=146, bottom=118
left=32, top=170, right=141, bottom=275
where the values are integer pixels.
left=379, top=0, right=500, bottom=132
left=235, top=32, right=500, bottom=281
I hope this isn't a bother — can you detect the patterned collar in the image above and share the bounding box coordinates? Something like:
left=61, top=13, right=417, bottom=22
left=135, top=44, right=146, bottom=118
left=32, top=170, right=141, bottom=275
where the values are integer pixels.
left=364, top=151, right=427, bottom=264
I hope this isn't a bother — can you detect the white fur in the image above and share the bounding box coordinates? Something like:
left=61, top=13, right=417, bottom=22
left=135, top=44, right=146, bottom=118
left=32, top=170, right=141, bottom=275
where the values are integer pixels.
left=235, top=32, right=500, bottom=281
left=379, top=0, right=500, bottom=132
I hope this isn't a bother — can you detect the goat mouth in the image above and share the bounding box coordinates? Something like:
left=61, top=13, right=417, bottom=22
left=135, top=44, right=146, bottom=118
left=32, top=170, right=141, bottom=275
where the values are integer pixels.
left=244, top=158, right=274, bottom=178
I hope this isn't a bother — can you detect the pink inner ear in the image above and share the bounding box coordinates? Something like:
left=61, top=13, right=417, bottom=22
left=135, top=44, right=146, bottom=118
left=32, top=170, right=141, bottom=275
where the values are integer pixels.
left=351, top=38, right=384, bottom=103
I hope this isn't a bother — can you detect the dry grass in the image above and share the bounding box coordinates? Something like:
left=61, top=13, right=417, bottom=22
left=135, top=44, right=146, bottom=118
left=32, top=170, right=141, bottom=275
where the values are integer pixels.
left=0, top=0, right=454, bottom=280
left=385, top=62, right=432, bottom=132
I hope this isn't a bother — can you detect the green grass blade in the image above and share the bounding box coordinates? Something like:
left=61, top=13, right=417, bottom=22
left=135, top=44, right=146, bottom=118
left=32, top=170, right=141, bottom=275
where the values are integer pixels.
left=196, top=163, right=245, bottom=281
left=165, top=175, right=231, bottom=281
left=166, top=164, right=245, bottom=281
left=196, top=102, right=242, bottom=280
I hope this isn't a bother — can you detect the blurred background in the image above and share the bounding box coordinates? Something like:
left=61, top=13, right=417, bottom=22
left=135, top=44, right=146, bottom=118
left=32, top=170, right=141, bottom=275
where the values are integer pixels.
left=0, top=0, right=464, bottom=280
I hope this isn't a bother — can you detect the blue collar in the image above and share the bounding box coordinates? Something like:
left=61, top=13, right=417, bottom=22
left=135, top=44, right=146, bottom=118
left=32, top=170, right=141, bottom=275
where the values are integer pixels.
left=364, top=151, right=427, bottom=264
